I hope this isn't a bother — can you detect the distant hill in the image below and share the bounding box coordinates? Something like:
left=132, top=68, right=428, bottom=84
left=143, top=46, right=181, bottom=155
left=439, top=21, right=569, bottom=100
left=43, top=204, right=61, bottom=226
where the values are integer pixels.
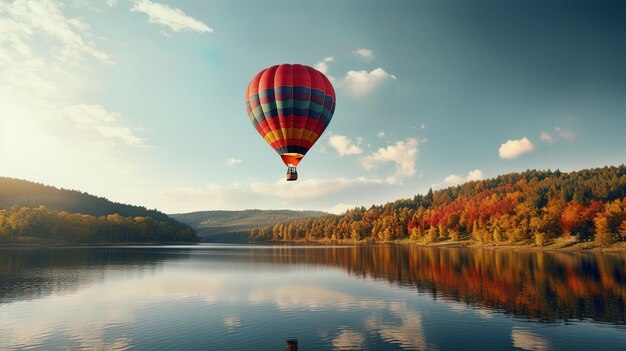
left=0, top=177, right=172, bottom=221
left=170, top=209, right=328, bottom=242
left=0, top=177, right=196, bottom=243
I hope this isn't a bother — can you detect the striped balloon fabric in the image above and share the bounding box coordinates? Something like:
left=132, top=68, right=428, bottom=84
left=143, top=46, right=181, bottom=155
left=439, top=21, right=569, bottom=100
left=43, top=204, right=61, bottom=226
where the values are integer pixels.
left=245, top=64, right=336, bottom=168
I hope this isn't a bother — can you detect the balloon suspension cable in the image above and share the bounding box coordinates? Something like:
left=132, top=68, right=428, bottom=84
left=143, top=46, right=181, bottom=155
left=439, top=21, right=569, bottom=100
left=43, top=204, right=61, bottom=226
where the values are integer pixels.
left=286, top=164, right=298, bottom=181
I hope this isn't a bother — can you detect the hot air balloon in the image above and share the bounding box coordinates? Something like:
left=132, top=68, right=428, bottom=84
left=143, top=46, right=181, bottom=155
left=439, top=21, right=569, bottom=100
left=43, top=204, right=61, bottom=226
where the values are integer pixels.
left=245, top=64, right=336, bottom=181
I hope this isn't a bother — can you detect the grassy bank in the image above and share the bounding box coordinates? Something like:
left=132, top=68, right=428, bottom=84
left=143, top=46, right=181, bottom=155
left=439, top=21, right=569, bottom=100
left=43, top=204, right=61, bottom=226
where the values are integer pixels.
left=259, top=237, right=626, bottom=253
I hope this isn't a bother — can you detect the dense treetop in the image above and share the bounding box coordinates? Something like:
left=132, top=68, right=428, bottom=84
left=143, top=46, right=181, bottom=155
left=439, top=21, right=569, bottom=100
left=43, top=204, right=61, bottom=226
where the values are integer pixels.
left=249, top=165, right=626, bottom=246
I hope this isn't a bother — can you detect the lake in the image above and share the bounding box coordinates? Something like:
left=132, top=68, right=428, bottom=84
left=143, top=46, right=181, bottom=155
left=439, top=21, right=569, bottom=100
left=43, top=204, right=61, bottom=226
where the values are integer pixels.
left=1, top=244, right=625, bottom=350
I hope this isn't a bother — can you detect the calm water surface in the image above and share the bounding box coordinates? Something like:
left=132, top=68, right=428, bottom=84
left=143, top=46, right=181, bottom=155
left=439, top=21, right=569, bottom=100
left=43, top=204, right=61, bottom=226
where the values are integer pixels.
left=1, top=244, right=625, bottom=350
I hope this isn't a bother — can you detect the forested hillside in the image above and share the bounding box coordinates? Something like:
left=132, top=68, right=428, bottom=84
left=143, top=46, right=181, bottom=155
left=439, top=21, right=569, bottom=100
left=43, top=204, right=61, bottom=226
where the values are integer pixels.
left=248, top=166, right=626, bottom=247
left=171, top=209, right=327, bottom=242
left=0, top=177, right=197, bottom=243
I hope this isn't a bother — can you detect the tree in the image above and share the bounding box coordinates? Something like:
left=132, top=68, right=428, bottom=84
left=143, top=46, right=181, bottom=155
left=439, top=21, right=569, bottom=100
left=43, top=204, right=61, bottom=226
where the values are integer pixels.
left=619, top=220, right=626, bottom=242
left=594, top=214, right=611, bottom=247
left=493, top=226, right=503, bottom=243
left=426, top=227, right=437, bottom=243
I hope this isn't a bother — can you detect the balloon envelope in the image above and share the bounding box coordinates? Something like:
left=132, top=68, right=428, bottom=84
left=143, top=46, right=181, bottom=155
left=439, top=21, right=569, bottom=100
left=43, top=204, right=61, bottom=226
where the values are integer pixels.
left=245, top=64, right=336, bottom=168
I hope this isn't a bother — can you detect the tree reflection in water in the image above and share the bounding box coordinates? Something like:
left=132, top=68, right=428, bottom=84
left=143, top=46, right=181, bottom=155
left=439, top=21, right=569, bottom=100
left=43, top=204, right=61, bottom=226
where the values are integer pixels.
left=250, top=246, right=626, bottom=324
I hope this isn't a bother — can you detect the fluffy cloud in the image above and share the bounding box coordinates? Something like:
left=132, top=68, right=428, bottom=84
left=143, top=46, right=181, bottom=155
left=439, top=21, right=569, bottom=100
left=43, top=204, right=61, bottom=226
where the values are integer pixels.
left=466, top=169, right=484, bottom=181
left=353, top=48, right=374, bottom=60
left=159, top=176, right=389, bottom=213
left=226, top=158, right=242, bottom=166
left=540, top=131, right=553, bottom=142
left=106, top=0, right=118, bottom=7
left=341, top=67, right=396, bottom=97
left=434, top=169, right=484, bottom=189
left=156, top=137, right=424, bottom=212
left=314, top=56, right=334, bottom=74
left=131, top=0, right=214, bottom=33
left=250, top=177, right=383, bottom=200
left=1, top=0, right=113, bottom=64
left=0, top=0, right=148, bottom=203
left=377, top=130, right=386, bottom=138
left=360, top=138, right=419, bottom=184
left=328, top=134, right=363, bottom=156
left=555, top=126, right=576, bottom=142
left=65, top=104, right=145, bottom=147
left=541, top=127, right=576, bottom=144
left=499, top=137, right=534, bottom=159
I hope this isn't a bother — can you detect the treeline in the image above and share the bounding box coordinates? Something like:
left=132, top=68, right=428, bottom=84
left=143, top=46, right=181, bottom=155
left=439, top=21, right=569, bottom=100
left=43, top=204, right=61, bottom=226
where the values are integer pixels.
left=249, top=165, right=626, bottom=246
left=0, top=177, right=181, bottom=228
left=0, top=205, right=198, bottom=243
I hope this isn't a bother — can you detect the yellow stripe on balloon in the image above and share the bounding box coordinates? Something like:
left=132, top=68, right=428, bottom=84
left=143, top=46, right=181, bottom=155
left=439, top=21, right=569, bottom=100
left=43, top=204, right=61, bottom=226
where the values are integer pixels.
left=263, top=128, right=319, bottom=144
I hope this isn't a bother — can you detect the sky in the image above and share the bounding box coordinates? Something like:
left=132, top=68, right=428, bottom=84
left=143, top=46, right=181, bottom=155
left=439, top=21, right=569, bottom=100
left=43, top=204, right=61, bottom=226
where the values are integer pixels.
left=1, top=0, right=626, bottom=214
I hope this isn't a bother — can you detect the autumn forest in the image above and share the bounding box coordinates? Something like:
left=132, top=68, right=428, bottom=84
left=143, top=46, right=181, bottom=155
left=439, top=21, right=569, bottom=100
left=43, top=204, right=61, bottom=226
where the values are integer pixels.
left=249, top=166, right=626, bottom=247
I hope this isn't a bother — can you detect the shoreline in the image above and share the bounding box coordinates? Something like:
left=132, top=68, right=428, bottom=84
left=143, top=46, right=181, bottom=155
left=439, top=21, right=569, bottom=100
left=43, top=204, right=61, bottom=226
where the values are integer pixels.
left=2, top=237, right=625, bottom=253
left=250, top=238, right=626, bottom=253
left=0, top=237, right=199, bottom=249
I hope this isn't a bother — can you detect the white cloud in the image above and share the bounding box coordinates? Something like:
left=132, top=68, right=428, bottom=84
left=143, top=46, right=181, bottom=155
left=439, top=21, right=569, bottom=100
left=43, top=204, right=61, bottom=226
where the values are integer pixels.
left=250, top=177, right=383, bottom=200
left=434, top=169, right=484, bottom=189
left=360, top=138, right=419, bottom=184
left=226, top=158, right=242, bottom=166
left=65, top=104, right=146, bottom=147
left=0, top=0, right=150, bottom=206
left=314, top=56, right=334, bottom=74
left=1, top=0, right=113, bottom=64
left=328, top=203, right=357, bottom=215
left=106, top=0, right=118, bottom=7
left=442, top=174, right=464, bottom=186
left=131, top=0, right=214, bottom=33
left=555, top=126, right=576, bottom=142
left=353, top=48, right=374, bottom=60
left=498, top=137, right=534, bottom=159
left=421, top=123, right=426, bottom=130
left=377, top=130, right=386, bottom=138
left=539, top=131, right=553, bottom=142
left=466, top=169, right=484, bottom=181
left=541, top=127, right=576, bottom=144
left=341, top=67, right=396, bottom=97
left=328, top=134, right=363, bottom=156
left=158, top=176, right=392, bottom=213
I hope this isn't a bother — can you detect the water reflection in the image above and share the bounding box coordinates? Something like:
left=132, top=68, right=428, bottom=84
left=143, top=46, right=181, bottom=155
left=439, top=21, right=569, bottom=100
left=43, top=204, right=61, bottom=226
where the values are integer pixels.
left=332, top=330, right=365, bottom=350
left=0, top=248, right=171, bottom=303
left=246, top=246, right=626, bottom=324
left=364, top=301, right=427, bottom=350
left=0, top=245, right=625, bottom=350
left=2, top=246, right=625, bottom=324
left=511, top=327, right=549, bottom=351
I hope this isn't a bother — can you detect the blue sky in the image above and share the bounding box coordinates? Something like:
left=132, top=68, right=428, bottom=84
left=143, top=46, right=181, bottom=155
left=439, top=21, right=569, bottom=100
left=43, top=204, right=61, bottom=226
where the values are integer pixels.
left=1, top=0, right=625, bottom=214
